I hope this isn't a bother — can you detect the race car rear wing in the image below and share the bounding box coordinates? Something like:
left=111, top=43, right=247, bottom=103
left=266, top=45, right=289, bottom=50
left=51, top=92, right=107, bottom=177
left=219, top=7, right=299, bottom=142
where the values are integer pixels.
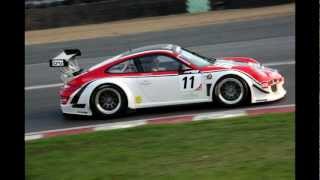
left=49, top=49, right=83, bottom=84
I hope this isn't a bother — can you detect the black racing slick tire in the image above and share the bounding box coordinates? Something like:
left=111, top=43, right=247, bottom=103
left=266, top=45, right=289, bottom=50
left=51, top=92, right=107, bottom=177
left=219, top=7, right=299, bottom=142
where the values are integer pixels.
left=213, top=75, right=250, bottom=106
left=90, top=84, right=128, bottom=118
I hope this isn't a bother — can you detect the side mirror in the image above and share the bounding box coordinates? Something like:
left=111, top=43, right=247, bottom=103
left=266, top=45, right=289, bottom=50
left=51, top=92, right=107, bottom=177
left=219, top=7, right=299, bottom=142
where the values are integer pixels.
left=178, top=64, right=193, bottom=74
left=178, top=64, right=184, bottom=74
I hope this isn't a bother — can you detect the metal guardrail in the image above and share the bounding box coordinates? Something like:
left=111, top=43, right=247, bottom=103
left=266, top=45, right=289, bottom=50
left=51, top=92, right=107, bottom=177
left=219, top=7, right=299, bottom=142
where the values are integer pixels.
left=25, top=0, right=115, bottom=9
left=26, top=0, right=66, bottom=9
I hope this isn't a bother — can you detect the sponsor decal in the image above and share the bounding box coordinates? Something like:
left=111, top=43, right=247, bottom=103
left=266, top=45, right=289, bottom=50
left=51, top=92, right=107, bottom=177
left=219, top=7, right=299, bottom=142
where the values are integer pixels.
left=49, top=59, right=68, bottom=67
left=256, top=99, right=268, bottom=102
left=206, top=74, right=212, bottom=79
left=181, top=91, right=200, bottom=98
left=135, top=96, right=142, bottom=104
left=195, top=84, right=202, bottom=91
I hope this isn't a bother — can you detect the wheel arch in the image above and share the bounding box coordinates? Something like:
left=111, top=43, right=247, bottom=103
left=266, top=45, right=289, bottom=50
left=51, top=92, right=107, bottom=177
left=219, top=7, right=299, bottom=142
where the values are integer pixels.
left=210, top=71, right=254, bottom=104
left=90, top=83, right=128, bottom=104
left=76, top=78, right=136, bottom=114
left=89, top=82, right=129, bottom=115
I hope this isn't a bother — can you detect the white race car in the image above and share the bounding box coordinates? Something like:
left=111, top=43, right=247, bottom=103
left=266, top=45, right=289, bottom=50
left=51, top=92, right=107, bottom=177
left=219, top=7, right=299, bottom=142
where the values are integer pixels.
left=49, top=44, right=286, bottom=117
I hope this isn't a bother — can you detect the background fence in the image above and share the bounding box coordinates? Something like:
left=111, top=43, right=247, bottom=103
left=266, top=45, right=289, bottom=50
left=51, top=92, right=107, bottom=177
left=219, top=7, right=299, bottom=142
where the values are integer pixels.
left=26, top=0, right=292, bottom=30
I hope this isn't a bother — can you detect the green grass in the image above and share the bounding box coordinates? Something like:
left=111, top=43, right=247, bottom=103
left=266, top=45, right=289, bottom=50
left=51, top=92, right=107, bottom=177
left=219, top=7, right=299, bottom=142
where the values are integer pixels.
left=26, top=112, right=294, bottom=180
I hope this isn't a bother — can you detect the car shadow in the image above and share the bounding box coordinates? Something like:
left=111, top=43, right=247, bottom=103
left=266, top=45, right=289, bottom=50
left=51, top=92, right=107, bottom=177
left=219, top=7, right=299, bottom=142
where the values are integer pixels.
left=63, top=99, right=286, bottom=122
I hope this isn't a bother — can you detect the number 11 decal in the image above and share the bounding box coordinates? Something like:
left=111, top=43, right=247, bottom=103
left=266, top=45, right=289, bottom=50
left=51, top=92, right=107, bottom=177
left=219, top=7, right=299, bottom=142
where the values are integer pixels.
left=182, top=76, right=195, bottom=89
left=180, top=75, right=201, bottom=91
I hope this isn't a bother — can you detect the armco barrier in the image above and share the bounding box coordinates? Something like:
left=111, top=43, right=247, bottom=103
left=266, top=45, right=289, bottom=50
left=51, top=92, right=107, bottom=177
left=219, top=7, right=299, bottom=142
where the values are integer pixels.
left=26, top=0, right=291, bottom=30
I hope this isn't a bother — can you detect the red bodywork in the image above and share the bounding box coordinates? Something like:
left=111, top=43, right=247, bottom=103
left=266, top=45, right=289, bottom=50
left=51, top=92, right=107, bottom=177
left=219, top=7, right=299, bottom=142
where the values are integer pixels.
left=59, top=50, right=283, bottom=104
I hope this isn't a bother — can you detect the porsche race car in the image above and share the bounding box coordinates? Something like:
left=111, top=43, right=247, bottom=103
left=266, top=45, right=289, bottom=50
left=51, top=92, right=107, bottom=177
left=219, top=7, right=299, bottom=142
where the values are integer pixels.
left=49, top=44, right=286, bottom=117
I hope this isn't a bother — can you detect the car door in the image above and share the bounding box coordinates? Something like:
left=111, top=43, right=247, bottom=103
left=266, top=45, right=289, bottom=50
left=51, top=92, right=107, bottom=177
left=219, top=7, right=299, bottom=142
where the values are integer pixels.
left=178, top=70, right=205, bottom=101
left=134, top=53, right=207, bottom=107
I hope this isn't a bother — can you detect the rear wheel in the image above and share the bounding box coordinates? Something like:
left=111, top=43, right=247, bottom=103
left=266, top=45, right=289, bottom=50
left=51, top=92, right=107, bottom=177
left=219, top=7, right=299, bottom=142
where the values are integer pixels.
left=90, top=85, right=127, bottom=117
left=213, top=76, right=249, bottom=106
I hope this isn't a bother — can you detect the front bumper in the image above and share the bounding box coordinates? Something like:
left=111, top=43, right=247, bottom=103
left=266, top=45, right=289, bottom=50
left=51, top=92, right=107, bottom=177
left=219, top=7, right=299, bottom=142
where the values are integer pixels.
left=251, top=81, right=287, bottom=103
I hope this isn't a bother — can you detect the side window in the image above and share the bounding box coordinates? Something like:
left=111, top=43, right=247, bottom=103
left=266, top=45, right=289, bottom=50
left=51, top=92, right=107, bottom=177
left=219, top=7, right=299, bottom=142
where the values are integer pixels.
left=108, top=59, right=138, bottom=73
left=138, top=55, right=181, bottom=72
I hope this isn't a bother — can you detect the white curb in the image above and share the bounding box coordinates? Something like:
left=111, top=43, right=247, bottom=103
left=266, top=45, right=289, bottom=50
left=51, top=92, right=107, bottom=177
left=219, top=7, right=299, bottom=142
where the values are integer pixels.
left=192, top=111, right=247, bottom=121
left=94, top=120, right=147, bottom=131
left=25, top=104, right=295, bottom=141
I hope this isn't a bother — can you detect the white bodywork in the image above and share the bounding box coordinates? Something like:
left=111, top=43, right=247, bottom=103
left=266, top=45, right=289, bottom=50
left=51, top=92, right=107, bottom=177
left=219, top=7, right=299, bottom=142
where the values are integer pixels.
left=61, top=69, right=286, bottom=116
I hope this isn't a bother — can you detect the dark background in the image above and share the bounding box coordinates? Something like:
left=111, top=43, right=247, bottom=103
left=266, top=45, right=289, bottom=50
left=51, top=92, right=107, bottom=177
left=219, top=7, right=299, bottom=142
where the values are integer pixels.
left=26, top=0, right=292, bottom=30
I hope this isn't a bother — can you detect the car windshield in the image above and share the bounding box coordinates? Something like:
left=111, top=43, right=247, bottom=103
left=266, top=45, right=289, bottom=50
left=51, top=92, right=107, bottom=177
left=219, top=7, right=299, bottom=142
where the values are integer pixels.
left=180, top=48, right=216, bottom=67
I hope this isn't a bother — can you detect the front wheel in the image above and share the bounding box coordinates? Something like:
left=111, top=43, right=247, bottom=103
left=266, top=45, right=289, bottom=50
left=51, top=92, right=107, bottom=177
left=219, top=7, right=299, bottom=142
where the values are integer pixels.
left=90, top=85, right=127, bottom=117
left=213, top=76, right=249, bottom=106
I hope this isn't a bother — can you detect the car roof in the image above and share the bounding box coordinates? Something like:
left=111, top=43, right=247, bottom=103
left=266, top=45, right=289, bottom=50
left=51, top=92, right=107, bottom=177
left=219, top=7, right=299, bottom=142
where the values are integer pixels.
left=88, top=44, right=181, bottom=71
left=121, top=44, right=181, bottom=57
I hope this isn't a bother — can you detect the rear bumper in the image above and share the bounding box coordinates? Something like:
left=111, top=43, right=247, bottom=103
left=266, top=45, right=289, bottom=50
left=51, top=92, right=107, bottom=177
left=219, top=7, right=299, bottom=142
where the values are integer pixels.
left=61, top=103, right=92, bottom=116
left=60, top=86, right=92, bottom=116
left=60, top=81, right=94, bottom=116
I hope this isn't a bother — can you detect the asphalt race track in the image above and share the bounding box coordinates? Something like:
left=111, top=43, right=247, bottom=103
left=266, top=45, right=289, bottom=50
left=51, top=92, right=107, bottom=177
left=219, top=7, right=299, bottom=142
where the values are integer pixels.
left=25, top=15, right=295, bottom=133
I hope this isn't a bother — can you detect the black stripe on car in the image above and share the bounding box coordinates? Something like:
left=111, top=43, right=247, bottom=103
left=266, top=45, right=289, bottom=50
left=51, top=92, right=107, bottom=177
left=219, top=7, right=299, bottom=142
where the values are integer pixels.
left=70, top=82, right=92, bottom=104
left=72, top=104, right=86, bottom=108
